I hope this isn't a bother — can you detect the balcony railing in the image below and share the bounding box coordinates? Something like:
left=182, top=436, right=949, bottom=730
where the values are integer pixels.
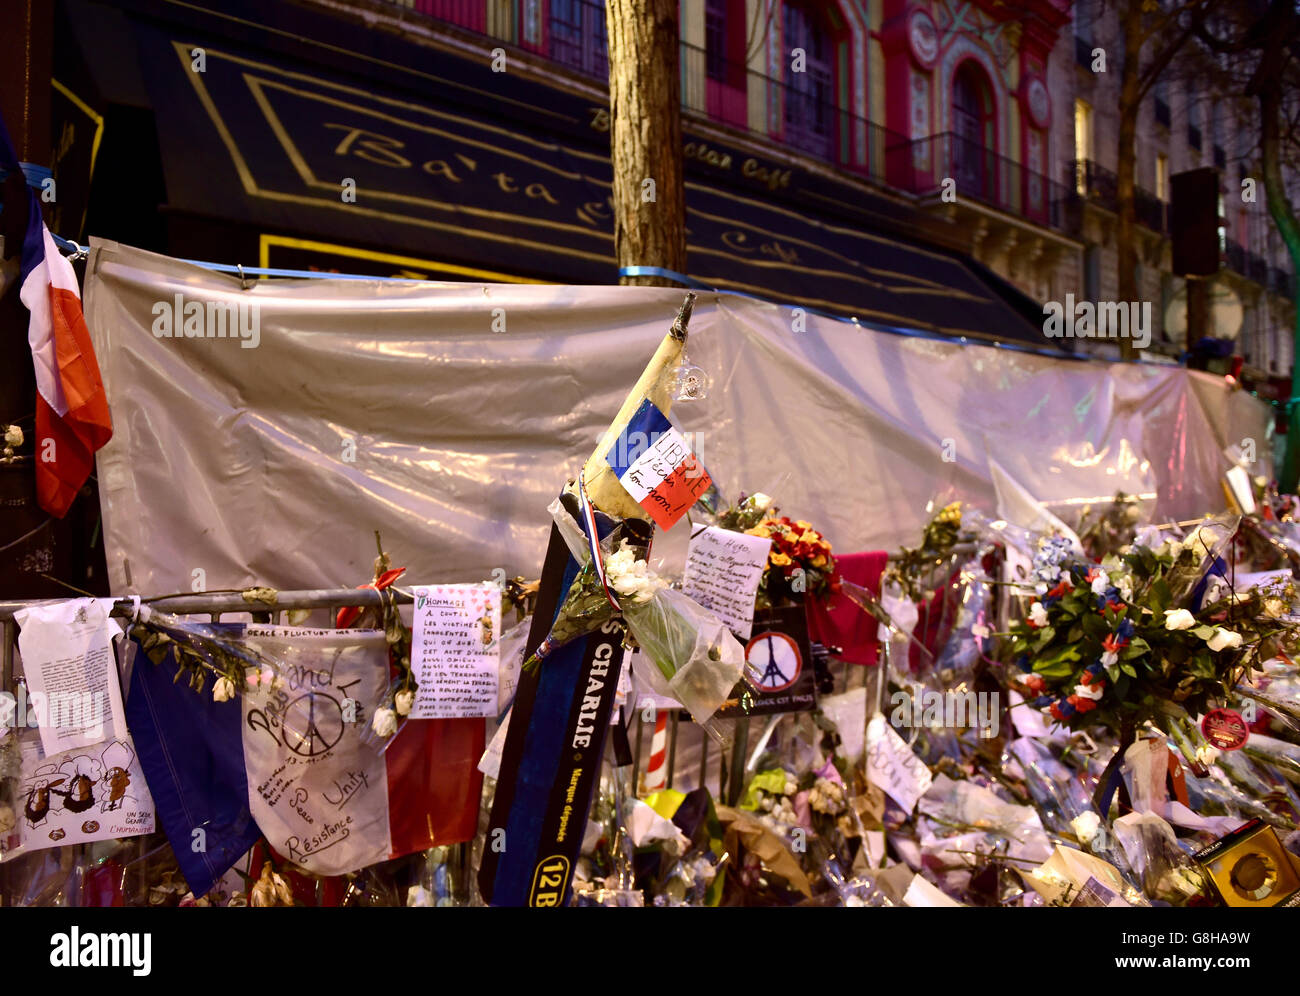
left=1135, top=189, right=1168, bottom=233
left=897, top=131, right=1070, bottom=229
left=1067, top=160, right=1170, bottom=235
left=1225, top=242, right=1275, bottom=284
left=1069, top=158, right=1117, bottom=210
left=360, top=0, right=1070, bottom=233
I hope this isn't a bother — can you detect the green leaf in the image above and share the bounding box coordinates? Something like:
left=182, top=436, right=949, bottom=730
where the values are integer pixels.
left=1067, top=624, right=1083, bottom=642
left=1120, top=663, right=1137, bottom=678
left=1192, top=625, right=1216, bottom=641
left=1080, top=613, right=1107, bottom=639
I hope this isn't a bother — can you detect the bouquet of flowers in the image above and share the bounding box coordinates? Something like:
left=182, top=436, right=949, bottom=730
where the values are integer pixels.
left=522, top=531, right=749, bottom=733
left=716, top=493, right=838, bottom=607
left=1002, top=524, right=1300, bottom=748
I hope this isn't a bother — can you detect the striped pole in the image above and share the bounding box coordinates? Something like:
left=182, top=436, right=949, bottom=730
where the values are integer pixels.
left=643, top=711, right=668, bottom=792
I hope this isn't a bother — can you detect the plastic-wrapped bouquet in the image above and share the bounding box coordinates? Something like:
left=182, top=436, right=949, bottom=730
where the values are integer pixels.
left=523, top=534, right=750, bottom=731
left=1002, top=519, right=1300, bottom=750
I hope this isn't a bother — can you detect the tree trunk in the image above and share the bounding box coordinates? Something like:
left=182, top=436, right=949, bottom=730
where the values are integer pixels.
left=1115, top=1, right=1144, bottom=362
left=606, top=0, right=687, bottom=287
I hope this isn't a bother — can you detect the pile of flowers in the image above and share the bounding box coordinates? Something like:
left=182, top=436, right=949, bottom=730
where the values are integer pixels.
left=1003, top=526, right=1299, bottom=744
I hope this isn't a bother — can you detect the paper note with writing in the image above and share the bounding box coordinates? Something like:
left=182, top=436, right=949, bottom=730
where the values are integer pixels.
left=682, top=525, right=771, bottom=639
left=866, top=712, right=932, bottom=813
left=411, top=583, right=502, bottom=719
left=14, top=598, right=128, bottom=756
left=605, top=398, right=711, bottom=530
left=241, top=626, right=391, bottom=876
left=6, top=730, right=154, bottom=860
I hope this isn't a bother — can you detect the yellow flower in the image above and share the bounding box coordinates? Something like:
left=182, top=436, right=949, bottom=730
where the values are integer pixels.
left=798, top=530, right=820, bottom=545
left=811, top=554, right=827, bottom=567
left=795, top=520, right=812, bottom=531
left=770, top=552, right=792, bottom=567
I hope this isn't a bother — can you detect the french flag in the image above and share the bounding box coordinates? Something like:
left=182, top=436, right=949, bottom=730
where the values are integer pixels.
left=2, top=118, right=112, bottom=518
left=605, top=398, right=711, bottom=529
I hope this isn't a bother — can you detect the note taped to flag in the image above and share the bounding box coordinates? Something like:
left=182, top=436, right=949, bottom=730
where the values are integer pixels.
left=604, top=399, right=710, bottom=529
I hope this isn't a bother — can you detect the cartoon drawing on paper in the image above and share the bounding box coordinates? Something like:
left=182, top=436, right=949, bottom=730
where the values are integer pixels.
left=21, top=739, right=145, bottom=827
left=24, top=778, right=63, bottom=827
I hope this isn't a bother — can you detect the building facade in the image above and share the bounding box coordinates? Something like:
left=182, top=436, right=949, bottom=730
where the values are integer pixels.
left=49, top=0, right=1297, bottom=375
left=344, top=0, right=1296, bottom=370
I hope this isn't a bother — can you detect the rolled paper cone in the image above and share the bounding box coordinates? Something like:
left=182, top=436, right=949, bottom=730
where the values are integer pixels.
left=581, top=293, right=695, bottom=520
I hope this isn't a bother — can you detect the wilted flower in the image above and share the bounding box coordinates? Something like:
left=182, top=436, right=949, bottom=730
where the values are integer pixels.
left=212, top=676, right=236, bottom=702
left=1028, top=602, right=1049, bottom=627
left=372, top=707, right=399, bottom=737
left=3, top=424, right=22, bottom=448
left=1195, top=744, right=1221, bottom=766
left=1164, top=609, right=1196, bottom=631
left=395, top=689, right=414, bottom=716
left=1264, top=597, right=1286, bottom=619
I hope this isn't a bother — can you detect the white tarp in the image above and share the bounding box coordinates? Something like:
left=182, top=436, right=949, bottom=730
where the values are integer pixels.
left=83, top=238, right=1272, bottom=597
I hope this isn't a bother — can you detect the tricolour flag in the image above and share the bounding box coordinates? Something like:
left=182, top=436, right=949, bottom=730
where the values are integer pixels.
left=1, top=115, right=112, bottom=518
left=604, top=398, right=710, bottom=529
left=125, top=627, right=482, bottom=897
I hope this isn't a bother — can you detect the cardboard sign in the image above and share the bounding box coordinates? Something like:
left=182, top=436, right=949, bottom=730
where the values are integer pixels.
left=717, top=604, right=816, bottom=717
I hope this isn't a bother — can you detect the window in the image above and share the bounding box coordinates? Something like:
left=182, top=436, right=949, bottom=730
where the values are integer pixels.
left=1154, top=77, right=1170, bottom=127
left=783, top=3, right=836, bottom=160
left=952, top=62, right=997, bottom=202
left=1156, top=153, right=1169, bottom=201
left=1074, top=99, right=1093, bottom=194
left=1186, top=82, right=1201, bottom=150
left=548, top=0, right=607, bottom=79
left=1074, top=0, right=1094, bottom=66
left=706, top=0, right=727, bottom=82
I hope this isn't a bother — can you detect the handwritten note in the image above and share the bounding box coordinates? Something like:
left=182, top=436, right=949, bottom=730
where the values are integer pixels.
left=411, top=583, right=502, bottom=719
left=866, top=712, right=932, bottom=813
left=681, top=526, right=771, bottom=639
left=14, top=598, right=128, bottom=756
left=240, top=626, right=391, bottom=876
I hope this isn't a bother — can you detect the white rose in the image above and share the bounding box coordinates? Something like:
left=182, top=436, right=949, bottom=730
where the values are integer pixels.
left=212, top=676, right=236, bottom=702
left=1070, top=811, right=1101, bottom=845
left=1117, top=578, right=1134, bottom=603
left=750, top=493, right=773, bottom=511
left=1195, top=744, right=1221, bottom=766
left=3, top=424, right=22, bottom=448
left=372, top=707, right=399, bottom=737
left=1163, top=608, right=1196, bottom=630
left=1206, top=628, right=1243, bottom=652
left=1090, top=570, right=1110, bottom=596
left=395, top=689, right=414, bottom=716
left=1028, top=602, right=1050, bottom=627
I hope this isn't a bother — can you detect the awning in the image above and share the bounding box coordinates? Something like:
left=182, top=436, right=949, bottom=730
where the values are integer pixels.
left=60, top=0, right=1051, bottom=346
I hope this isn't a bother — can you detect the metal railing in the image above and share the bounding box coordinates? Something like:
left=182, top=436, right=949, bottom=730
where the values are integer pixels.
left=361, top=0, right=1070, bottom=229
left=899, top=130, right=1071, bottom=230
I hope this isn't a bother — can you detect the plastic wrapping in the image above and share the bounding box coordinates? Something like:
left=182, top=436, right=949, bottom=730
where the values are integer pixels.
left=84, top=240, right=1273, bottom=600
left=624, top=587, right=748, bottom=731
